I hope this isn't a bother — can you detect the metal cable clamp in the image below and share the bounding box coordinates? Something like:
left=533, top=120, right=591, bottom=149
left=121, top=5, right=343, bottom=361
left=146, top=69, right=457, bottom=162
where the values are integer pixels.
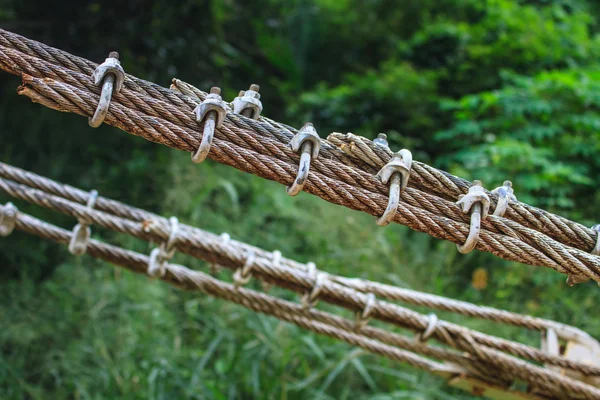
left=376, top=149, right=412, bottom=226
left=301, top=262, right=325, bottom=309
left=68, top=190, right=98, bottom=256
left=89, top=52, right=125, bottom=127
left=147, top=216, right=179, bottom=278
left=192, top=86, right=229, bottom=163
left=491, top=180, right=517, bottom=217
left=456, top=181, right=490, bottom=254
left=232, top=84, right=262, bottom=119
left=0, top=202, right=18, bottom=237
left=210, top=232, right=230, bottom=275
left=354, top=292, right=376, bottom=332
left=418, top=313, right=439, bottom=342
left=287, top=122, right=321, bottom=196
left=233, top=251, right=256, bottom=288
left=262, top=250, right=281, bottom=292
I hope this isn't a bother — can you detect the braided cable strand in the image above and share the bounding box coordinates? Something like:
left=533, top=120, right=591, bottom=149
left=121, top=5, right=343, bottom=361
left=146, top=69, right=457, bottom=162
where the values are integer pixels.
left=0, top=28, right=597, bottom=260
left=4, top=208, right=600, bottom=399
left=11, top=206, right=489, bottom=379
left=0, top=28, right=597, bottom=395
left=328, top=133, right=598, bottom=252
left=1, top=34, right=600, bottom=280
left=0, top=169, right=598, bottom=377
left=0, top=161, right=591, bottom=343
left=9, top=64, right=600, bottom=282
left=6, top=211, right=459, bottom=377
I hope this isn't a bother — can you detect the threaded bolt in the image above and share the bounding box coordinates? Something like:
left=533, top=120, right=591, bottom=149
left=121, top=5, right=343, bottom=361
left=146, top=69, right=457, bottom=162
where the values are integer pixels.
left=373, top=133, right=389, bottom=149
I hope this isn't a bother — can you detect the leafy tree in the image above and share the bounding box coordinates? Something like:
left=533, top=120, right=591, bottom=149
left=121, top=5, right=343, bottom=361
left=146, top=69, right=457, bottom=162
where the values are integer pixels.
left=437, top=69, right=600, bottom=218
left=2, top=0, right=600, bottom=399
left=291, top=0, right=600, bottom=159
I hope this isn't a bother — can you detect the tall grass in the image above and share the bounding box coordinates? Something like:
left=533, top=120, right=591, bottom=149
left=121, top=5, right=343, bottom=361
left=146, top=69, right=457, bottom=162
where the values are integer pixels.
left=2, top=148, right=598, bottom=399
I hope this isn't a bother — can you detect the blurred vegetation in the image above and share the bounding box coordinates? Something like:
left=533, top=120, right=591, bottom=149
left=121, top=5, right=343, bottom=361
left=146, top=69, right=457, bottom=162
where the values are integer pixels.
left=1, top=0, right=600, bottom=399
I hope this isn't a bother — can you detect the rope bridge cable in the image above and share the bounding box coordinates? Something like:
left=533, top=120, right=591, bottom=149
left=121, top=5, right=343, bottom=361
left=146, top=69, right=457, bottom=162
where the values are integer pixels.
left=5, top=211, right=466, bottom=376
left=326, top=133, right=597, bottom=250
left=2, top=169, right=600, bottom=375
left=3, top=204, right=600, bottom=399
left=0, top=161, right=593, bottom=346
left=1, top=26, right=588, bottom=254
left=12, top=70, right=600, bottom=284
left=0, top=210, right=535, bottom=394
left=1, top=164, right=600, bottom=390
left=0, top=30, right=599, bottom=284
left=4, top=56, right=600, bottom=282
left=0, top=27, right=595, bottom=255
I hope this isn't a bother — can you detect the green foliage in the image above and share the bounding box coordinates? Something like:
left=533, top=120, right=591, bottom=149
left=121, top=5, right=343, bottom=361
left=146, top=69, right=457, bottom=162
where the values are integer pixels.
left=2, top=0, right=600, bottom=398
left=292, top=0, right=600, bottom=156
left=292, top=62, right=439, bottom=145
left=437, top=69, right=600, bottom=217
left=423, top=0, right=600, bottom=95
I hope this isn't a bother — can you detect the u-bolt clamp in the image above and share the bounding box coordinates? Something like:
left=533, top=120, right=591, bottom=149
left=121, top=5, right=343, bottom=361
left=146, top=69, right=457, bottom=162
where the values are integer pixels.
left=68, top=190, right=98, bottom=256
left=147, top=216, right=179, bottom=278
left=287, top=123, right=321, bottom=196
left=373, top=133, right=389, bottom=148
left=192, top=87, right=229, bottom=163
left=89, top=52, right=125, bottom=128
left=232, top=84, right=262, bottom=119
left=456, top=181, right=490, bottom=254
left=491, top=180, right=517, bottom=217
left=233, top=251, right=256, bottom=288
left=376, top=149, right=412, bottom=226
left=301, top=262, right=326, bottom=310
left=0, top=202, right=18, bottom=237
left=593, top=224, right=600, bottom=254
left=418, top=313, right=439, bottom=342
left=354, top=293, right=376, bottom=332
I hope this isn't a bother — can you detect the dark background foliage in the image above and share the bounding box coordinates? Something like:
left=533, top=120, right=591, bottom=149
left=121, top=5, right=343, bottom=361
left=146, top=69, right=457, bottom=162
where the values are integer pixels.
left=1, top=1, right=599, bottom=398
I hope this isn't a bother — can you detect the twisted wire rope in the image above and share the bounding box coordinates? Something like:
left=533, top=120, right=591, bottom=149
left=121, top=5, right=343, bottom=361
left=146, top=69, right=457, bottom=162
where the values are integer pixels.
left=0, top=29, right=598, bottom=283
left=5, top=207, right=600, bottom=399
left=0, top=167, right=598, bottom=379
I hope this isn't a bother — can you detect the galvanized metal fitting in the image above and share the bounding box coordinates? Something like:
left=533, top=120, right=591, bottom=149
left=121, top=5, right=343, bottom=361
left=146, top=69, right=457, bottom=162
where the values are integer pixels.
left=354, top=292, right=376, bottom=332
left=0, top=202, right=18, bottom=237
left=287, top=122, right=321, bottom=196
left=232, top=84, right=262, bottom=119
left=271, top=250, right=282, bottom=266
left=233, top=251, right=256, bottom=288
left=147, top=216, right=179, bottom=278
left=89, top=52, right=125, bottom=128
left=373, top=133, right=389, bottom=149
left=456, top=181, right=490, bottom=254
left=210, top=232, right=231, bottom=275
left=68, top=190, right=98, bottom=256
left=491, top=180, right=517, bottom=217
left=419, top=313, right=439, bottom=342
left=262, top=250, right=281, bottom=293
left=192, top=87, right=229, bottom=164
left=376, top=149, right=412, bottom=226
left=301, top=262, right=325, bottom=309
left=592, top=224, right=600, bottom=256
